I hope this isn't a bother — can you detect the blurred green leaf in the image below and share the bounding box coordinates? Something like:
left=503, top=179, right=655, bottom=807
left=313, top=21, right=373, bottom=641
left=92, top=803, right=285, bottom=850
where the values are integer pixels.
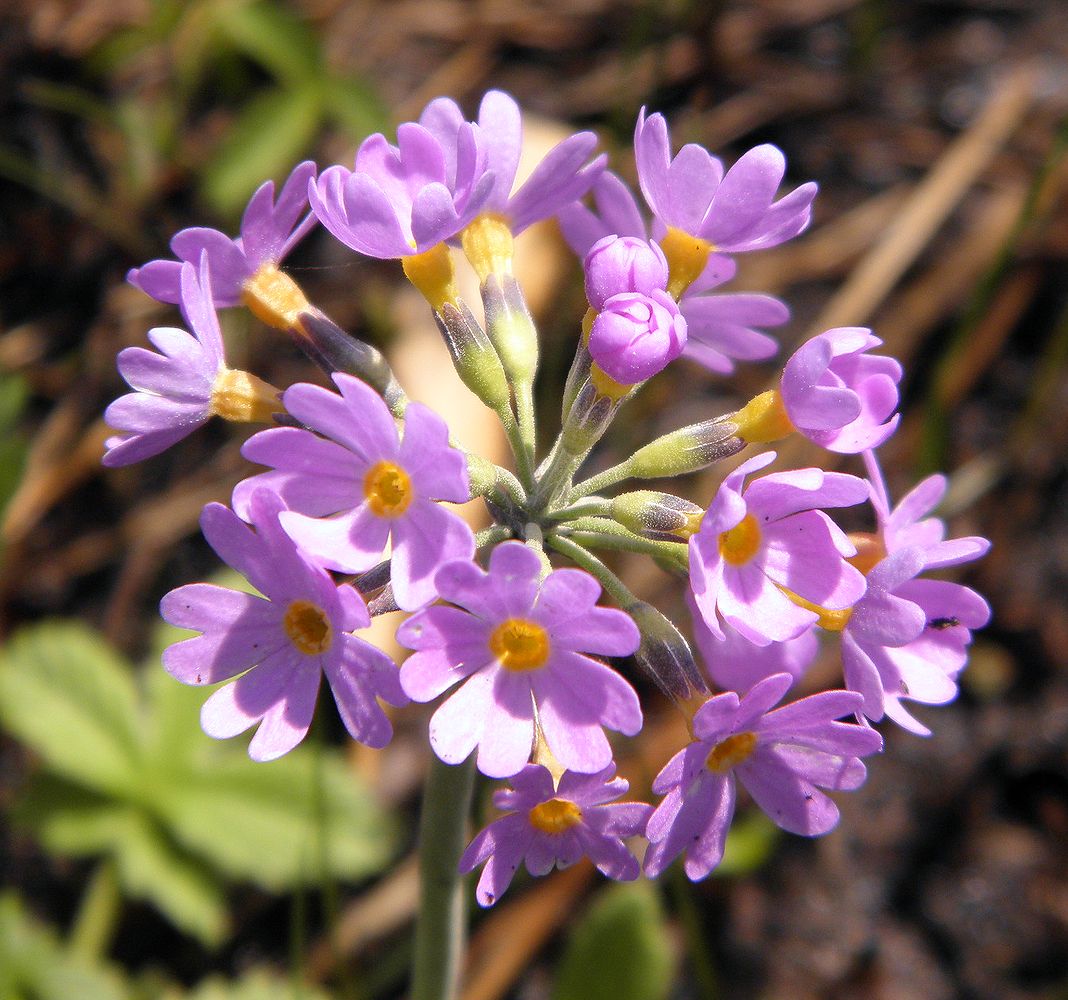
left=553, top=881, right=674, bottom=1000
left=184, top=968, right=332, bottom=1000
left=214, top=1, right=322, bottom=84
left=200, top=84, right=322, bottom=216
left=324, top=76, right=389, bottom=141
left=714, top=811, right=780, bottom=877
left=3, top=620, right=398, bottom=946
left=0, top=373, right=28, bottom=526
left=0, top=622, right=141, bottom=796
left=0, top=893, right=129, bottom=1000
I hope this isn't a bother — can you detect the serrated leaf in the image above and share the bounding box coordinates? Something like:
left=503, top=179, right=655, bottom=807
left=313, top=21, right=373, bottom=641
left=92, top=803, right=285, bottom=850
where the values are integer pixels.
left=0, top=893, right=129, bottom=1000
left=200, top=85, right=322, bottom=217
left=553, top=881, right=675, bottom=1000
left=214, top=1, right=322, bottom=84
left=113, top=811, right=228, bottom=946
left=0, top=622, right=140, bottom=796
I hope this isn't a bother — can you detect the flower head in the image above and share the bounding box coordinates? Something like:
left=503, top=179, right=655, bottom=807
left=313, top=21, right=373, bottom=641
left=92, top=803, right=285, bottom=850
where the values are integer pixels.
left=780, top=328, right=902, bottom=453
left=583, top=235, right=668, bottom=311
left=309, top=114, right=494, bottom=259
left=633, top=111, right=817, bottom=255
left=459, top=763, right=651, bottom=906
left=104, top=255, right=238, bottom=466
left=128, top=161, right=318, bottom=307
left=644, top=673, right=882, bottom=880
left=232, top=373, right=474, bottom=612
left=420, top=90, right=605, bottom=235
left=688, top=452, right=869, bottom=646
left=397, top=542, right=642, bottom=778
left=160, top=489, right=408, bottom=761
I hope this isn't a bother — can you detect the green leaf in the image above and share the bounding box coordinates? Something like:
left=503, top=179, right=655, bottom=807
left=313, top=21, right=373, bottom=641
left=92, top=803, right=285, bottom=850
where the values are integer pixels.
left=185, top=969, right=333, bottom=1000
left=0, top=622, right=140, bottom=796
left=213, top=1, right=322, bottom=84
left=112, top=811, right=228, bottom=946
left=0, top=893, right=129, bottom=1000
left=553, top=881, right=675, bottom=1000
left=200, top=84, right=323, bottom=217
left=714, top=811, right=779, bottom=877
left=14, top=776, right=135, bottom=856
left=323, top=75, right=388, bottom=140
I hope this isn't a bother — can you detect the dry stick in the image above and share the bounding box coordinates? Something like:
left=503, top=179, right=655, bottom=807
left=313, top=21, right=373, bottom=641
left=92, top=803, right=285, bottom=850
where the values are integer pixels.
left=804, top=62, right=1038, bottom=338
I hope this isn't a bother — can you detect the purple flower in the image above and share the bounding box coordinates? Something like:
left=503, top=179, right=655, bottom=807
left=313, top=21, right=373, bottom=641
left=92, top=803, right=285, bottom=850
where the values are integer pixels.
left=644, top=673, right=882, bottom=880
left=583, top=235, right=668, bottom=311
left=780, top=328, right=902, bottom=453
left=633, top=111, right=817, bottom=253
left=160, top=490, right=409, bottom=761
left=688, top=592, right=818, bottom=694
left=588, top=289, right=687, bottom=384
left=128, top=161, right=317, bottom=306
left=232, top=373, right=474, bottom=612
left=459, top=763, right=651, bottom=906
left=397, top=542, right=642, bottom=779
left=559, top=172, right=789, bottom=374
left=420, top=90, right=605, bottom=234
left=309, top=115, right=494, bottom=259
left=837, top=455, right=992, bottom=734
left=689, top=452, right=869, bottom=646
left=104, top=256, right=226, bottom=466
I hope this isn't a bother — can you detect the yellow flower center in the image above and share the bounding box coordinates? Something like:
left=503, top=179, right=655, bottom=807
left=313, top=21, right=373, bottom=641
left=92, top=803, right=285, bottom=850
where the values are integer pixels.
left=705, top=731, right=758, bottom=773
left=660, top=226, right=714, bottom=299
left=528, top=798, right=583, bottom=834
left=489, top=618, right=550, bottom=672
left=282, top=600, right=332, bottom=654
left=241, top=261, right=310, bottom=331
left=718, top=513, right=762, bottom=565
left=364, top=461, right=413, bottom=518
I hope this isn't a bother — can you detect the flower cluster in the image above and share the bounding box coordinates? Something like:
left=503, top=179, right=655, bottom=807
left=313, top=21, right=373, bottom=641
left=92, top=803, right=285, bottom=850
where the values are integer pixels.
left=106, top=91, right=990, bottom=906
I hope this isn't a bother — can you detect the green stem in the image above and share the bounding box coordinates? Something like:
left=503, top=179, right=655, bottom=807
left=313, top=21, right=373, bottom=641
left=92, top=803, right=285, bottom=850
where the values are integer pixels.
left=497, top=399, right=536, bottom=491
left=545, top=533, right=638, bottom=608
left=69, top=857, right=121, bottom=961
left=514, top=380, right=538, bottom=486
left=562, top=519, right=689, bottom=566
left=569, top=457, right=636, bottom=500
left=411, top=754, right=478, bottom=1000
left=544, top=496, right=613, bottom=523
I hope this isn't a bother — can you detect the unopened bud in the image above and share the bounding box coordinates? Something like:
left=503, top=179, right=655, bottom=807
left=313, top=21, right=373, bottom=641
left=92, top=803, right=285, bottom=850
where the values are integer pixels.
left=437, top=300, right=511, bottom=412
left=611, top=491, right=704, bottom=542
left=296, top=310, right=405, bottom=413
left=481, top=273, right=538, bottom=387
left=629, top=416, right=746, bottom=479
left=626, top=601, right=708, bottom=702
left=561, top=378, right=620, bottom=454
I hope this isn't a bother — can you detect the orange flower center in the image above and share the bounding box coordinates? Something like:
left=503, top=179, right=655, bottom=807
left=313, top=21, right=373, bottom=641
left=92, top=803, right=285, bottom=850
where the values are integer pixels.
left=489, top=618, right=550, bottom=672
left=705, top=731, right=758, bottom=773
left=528, top=798, right=583, bottom=834
left=364, top=461, right=413, bottom=518
left=718, top=514, right=762, bottom=565
left=283, top=600, right=332, bottom=654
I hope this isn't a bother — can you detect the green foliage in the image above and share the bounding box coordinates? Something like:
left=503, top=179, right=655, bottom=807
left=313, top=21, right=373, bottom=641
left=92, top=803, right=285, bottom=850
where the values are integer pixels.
left=0, top=893, right=128, bottom=1000
left=715, top=811, right=780, bottom=876
left=0, top=373, right=29, bottom=530
left=553, top=881, right=675, bottom=1000
left=182, top=969, right=332, bottom=1000
left=0, top=620, right=398, bottom=946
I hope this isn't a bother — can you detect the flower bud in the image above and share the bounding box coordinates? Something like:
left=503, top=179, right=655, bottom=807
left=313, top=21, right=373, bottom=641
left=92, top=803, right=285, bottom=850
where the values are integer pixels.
left=584, top=235, right=668, bottom=310
left=611, top=491, right=704, bottom=542
left=628, top=416, right=746, bottom=479
left=587, top=289, right=686, bottom=384
left=436, top=300, right=511, bottom=412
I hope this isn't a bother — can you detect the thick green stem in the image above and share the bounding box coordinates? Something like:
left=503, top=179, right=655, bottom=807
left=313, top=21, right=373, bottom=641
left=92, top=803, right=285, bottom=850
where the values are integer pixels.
left=569, top=457, right=636, bottom=500
left=545, top=533, right=638, bottom=608
left=411, top=754, right=477, bottom=1000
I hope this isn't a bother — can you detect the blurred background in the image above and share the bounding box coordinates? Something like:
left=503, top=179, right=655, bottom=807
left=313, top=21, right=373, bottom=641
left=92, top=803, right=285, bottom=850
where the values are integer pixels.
left=1, top=1, right=1066, bottom=998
